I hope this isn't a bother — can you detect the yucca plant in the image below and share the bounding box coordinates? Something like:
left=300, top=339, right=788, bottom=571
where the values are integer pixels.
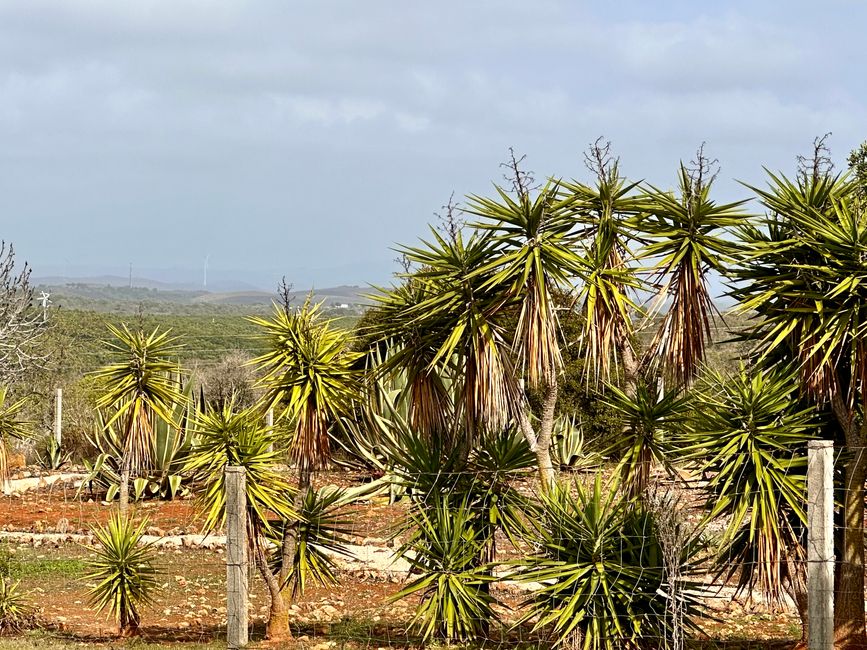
left=268, top=486, right=355, bottom=597
left=0, top=578, right=35, bottom=634
left=85, top=512, right=160, bottom=636
left=603, top=381, right=690, bottom=498
left=91, top=324, right=186, bottom=516
left=680, top=364, right=816, bottom=630
left=0, top=388, right=32, bottom=481
left=514, top=475, right=706, bottom=650
left=185, top=402, right=295, bottom=640
left=391, top=495, right=498, bottom=642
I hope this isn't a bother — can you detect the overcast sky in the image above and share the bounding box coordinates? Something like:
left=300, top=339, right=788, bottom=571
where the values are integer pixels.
left=1, top=0, right=864, bottom=290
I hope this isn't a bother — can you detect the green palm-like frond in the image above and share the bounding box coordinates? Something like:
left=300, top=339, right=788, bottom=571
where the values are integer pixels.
left=185, top=402, right=295, bottom=534
left=249, top=300, right=361, bottom=472
left=91, top=324, right=186, bottom=474
left=0, top=388, right=32, bottom=480
left=730, top=171, right=867, bottom=407
left=513, top=475, right=705, bottom=649
left=640, top=165, right=750, bottom=386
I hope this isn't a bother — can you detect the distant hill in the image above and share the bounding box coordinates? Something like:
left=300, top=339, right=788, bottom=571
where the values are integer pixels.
left=34, top=279, right=372, bottom=314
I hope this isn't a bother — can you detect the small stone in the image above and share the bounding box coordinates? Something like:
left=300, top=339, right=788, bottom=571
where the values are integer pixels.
left=178, top=621, right=190, bottom=629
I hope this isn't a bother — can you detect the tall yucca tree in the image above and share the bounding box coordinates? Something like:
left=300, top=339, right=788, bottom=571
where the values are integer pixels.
left=249, top=300, right=362, bottom=477
left=558, top=158, right=645, bottom=387
left=249, top=299, right=361, bottom=592
left=640, top=163, right=749, bottom=387
left=91, top=324, right=186, bottom=517
left=730, top=170, right=867, bottom=645
left=464, top=183, right=583, bottom=488
left=185, top=402, right=295, bottom=639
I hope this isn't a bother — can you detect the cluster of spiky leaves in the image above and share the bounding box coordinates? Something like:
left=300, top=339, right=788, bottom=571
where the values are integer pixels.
left=680, top=363, right=817, bottom=606
left=731, top=172, right=867, bottom=409
left=391, top=495, right=498, bottom=642
left=0, top=387, right=31, bottom=479
left=85, top=512, right=160, bottom=634
left=386, top=427, right=537, bottom=641
left=267, top=486, right=356, bottom=597
left=84, top=379, right=194, bottom=501
left=91, top=324, right=186, bottom=474
left=514, top=475, right=706, bottom=650
left=640, top=165, right=749, bottom=385
left=0, top=578, right=35, bottom=634
left=249, top=300, right=361, bottom=473
left=603, top=381, right=690, bottom=498
left=185, top=401, right=295, bottom=535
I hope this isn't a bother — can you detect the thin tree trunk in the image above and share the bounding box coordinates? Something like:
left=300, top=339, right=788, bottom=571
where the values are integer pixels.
left=255, top=537, right=290, bottom=640
left=617, top=331, right=639, bottom=397
left=118, top=464, right=130, bottom=518
left=831, top=395, right=867, bottom=647
left=280, top=469, right=311, bottom=588
left=534, top=379, right=558, bottom=492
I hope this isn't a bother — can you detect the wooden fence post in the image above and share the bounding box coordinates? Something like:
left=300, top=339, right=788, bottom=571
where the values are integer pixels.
left=225, top=466, right=248, bottom=649
left=807, top=440, right=834, bottom=650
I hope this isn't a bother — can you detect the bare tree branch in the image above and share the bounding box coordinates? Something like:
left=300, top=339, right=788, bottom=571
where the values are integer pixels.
left=797, top=132, right=834, bottom=183
left=0, top=242, right=49, bottom=385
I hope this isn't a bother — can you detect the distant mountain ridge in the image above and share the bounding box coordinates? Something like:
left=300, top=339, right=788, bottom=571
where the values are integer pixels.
left=34, top=277, right=372, bottom=311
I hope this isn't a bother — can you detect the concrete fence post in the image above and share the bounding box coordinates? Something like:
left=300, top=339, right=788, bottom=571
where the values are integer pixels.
left=807, top=440, right=834, bottom=650
left=225, top=466, right=248, bottom=649
left=54, top=388, right=62, bottom=447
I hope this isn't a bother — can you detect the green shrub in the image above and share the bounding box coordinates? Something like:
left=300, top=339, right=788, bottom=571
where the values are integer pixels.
left=391, top=496, right=497, bottom=642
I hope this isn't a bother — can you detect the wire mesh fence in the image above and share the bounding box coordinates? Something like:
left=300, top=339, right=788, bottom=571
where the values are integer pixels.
left=2, top=444, right=853, bottom=650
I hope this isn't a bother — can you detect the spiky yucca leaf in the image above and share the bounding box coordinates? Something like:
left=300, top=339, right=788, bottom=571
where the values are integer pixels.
left=91, top=324, right=186, bottom=475
left=514, top=475, right=706, bottom=650
left=640, top=165, right=749, bottom=386
left=603, top=382, right=690, bottom=498
left=0, top=578, right=36, bottom=634
left=268, top=486, right=355, bottom=597
left=85, top=513, right=160, bottom=635
left=185, top=402, right=295, bottom=534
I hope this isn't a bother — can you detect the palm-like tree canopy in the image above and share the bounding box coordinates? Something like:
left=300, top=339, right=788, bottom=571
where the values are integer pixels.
left=91, top=324, right=186, bottom=473
left=249, top=301, right=361, bottom=472
left=186, top=401, right=294, bottom=534
left=731, top=172, right=866, bottom=410
left=640, top=165, right=749, bottom=386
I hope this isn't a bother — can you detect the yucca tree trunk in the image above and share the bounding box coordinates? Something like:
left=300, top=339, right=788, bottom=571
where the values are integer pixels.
left=534, top=379, right=558, bottom=492
left=255, top=537, right=290, bottom=640
left=832, top=397, right=867, bottom=647
left=118, top=463, right=131, bottom=518
left=280, top=469, right=312, bottom=589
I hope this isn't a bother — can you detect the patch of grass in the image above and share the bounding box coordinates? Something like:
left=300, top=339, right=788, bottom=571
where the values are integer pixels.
left=7, top=558, right=88, bottom=580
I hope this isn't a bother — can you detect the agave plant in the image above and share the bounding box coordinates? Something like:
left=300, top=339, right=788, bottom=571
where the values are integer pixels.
left=680, top=364, right=816, bottom=625
left=0, top=578, right=35, bottom=634
left=36, top=435, right=70, bottom=471
left=513, top=475, right=706, bottom=650
left=85, top=512, right=160, bottom=636
left=391, top=495, right=497, bottom=642
left=0, top=388, right=32, bottom=481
